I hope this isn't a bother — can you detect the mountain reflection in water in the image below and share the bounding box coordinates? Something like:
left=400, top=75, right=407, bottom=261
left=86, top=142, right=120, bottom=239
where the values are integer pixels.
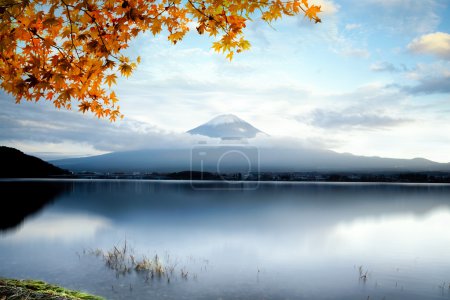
left=1, top=180, right=450, bottom=300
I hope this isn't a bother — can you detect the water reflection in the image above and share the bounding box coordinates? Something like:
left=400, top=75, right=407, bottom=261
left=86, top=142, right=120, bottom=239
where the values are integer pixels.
left=3, top=212, right=111, bottom=242
left=0, top=181, right=70, bottom=231
left=0, top=180, right=450, bottom=300
left=331, top=208, right=450, bottom=258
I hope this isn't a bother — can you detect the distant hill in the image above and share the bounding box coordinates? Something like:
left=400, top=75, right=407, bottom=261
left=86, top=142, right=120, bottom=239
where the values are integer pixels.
left=0, top=146, right=70, bottom=178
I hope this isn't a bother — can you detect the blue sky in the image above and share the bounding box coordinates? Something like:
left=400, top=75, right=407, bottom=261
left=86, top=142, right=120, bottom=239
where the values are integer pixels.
left=1, top=0, right=450, bottom=161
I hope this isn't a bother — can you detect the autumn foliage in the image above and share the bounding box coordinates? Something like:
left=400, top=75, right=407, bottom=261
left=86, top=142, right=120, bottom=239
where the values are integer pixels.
left=0, top=0, right=321, bottom=120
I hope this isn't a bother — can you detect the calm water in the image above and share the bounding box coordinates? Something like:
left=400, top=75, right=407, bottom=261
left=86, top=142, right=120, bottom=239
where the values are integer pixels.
left=1, top=180, right=450, bottom=299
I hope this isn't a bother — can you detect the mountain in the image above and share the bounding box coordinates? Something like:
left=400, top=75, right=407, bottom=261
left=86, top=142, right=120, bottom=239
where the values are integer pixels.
left=0, top=146, right=70, bottom=178
left=51, top=146, right=450, bottom=174
left=187, top=114, right=266, bottom=138
left=49, top=115, right=450, bottom=174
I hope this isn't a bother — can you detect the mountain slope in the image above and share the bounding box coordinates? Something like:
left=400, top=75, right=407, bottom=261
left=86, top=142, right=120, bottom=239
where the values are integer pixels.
left=187, top=114, right=266, bottom=138
left=0, top=146, right=69, bottom=178
left=51, top=146, right=450, bottom=173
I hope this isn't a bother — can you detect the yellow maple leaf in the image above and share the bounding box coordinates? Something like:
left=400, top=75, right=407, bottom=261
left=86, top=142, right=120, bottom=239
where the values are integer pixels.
left=104, top=74, right=117, bottom=88
left=226, top=51, right=234, bottom=61
left=110, top=91, right=119, bottom=105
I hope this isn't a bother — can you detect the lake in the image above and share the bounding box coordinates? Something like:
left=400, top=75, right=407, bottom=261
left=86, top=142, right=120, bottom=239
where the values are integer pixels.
left=1, top=179, right=450, bottom=299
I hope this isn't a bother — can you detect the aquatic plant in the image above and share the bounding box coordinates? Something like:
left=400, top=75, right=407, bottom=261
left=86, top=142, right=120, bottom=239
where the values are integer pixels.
left=86, top=241, right=185, bottom=281
left=358, top=265, right=368, bottom=283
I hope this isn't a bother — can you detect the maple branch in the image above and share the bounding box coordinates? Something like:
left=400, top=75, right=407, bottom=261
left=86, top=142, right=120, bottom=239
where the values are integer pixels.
left=242, top=0, right=321, bottom=23
left=0, top=3, right=25, bottom=31
left=27, top=28, right=68, bottom=59
left=187, top=0, right=230, bottom=35
left=25, top=26, right=88, bottom=75
left=79, top=7, right=124, bottom=63
left=2, top=8, right=73, bottom=63
left=56, top=1, right=125, bottom=65
left=296, top=2, right=321, bottom=23
left=147, top=3, right=173, bottom=21
left=0, top=0, right=22, bottom=9
left=61, top=0, right=81, bottom=60
left=1, top=0, right=321, bottom=121
left=258, top=7, right=277, bottom=30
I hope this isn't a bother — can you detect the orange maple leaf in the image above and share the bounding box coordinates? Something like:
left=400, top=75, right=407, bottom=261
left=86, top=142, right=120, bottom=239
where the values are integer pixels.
left=305, top=5, right=322, bottom=22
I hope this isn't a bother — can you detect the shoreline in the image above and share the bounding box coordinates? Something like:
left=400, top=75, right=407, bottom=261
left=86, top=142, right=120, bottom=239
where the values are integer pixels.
left=3, top=168, right=450, bottom=184
left=0, top=278, right=103, bottom=300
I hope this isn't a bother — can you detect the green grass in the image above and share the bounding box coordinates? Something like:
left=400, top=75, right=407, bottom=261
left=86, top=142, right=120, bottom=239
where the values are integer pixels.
left=0, top=278, right=104, bottom=300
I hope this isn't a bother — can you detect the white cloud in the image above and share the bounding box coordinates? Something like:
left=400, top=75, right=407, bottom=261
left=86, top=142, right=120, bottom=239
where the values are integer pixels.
left=345, top=23, right=361, bottom=30
left=313, top=0, right=340, bottom=15
left=8, top=141, right=106, bottom=160
left=304, top=108, right=411, bottom=129
left=0, top=94, right=222, bottom=158
left=408, top=32, right=450, bottom=60
left=392, top=61, right=450, bottom=95
left=404, top=62, right=450, bottom=80
left=339, top=48, right=370, bottom=58
left=367, top=0, right=426, bottom=6
left=403, top=75, right=450, bottom=95
left=370, top=61, right=407, bottom=73
left=305, top=10, right=370, bottom=58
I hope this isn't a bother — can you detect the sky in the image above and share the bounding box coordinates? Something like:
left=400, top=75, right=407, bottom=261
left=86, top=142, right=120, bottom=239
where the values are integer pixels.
left=1, top=0, right=450, bottom=162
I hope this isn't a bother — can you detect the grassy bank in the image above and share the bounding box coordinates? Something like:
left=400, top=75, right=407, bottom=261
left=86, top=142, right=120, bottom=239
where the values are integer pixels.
left=0, top=278, right=104, bottom=300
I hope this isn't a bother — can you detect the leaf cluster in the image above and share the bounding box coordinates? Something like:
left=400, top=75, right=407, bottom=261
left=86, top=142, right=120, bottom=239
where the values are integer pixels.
left=0, top=0, right=321, bottom=120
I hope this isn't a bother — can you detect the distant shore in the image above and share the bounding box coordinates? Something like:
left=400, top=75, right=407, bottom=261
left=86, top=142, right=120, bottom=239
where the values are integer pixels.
left=26, top=170, right=450, bottom=183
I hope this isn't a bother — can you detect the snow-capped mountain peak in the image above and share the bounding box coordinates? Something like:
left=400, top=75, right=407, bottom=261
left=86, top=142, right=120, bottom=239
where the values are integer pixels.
left=205, top=114, right=245, bottom=126
left=187, top=114, right=266, bottom=139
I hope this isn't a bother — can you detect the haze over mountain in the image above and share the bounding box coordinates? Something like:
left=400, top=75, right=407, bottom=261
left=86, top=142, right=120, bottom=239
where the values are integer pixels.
left=187, top=114, right=266, bottom=138
left=50, top=115, right=450, bottom=174
left=51, top=147, right=450, bottom=174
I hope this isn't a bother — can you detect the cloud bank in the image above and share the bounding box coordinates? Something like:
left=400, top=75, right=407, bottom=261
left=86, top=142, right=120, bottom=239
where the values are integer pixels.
left=408, top=32, right=450, bottom=60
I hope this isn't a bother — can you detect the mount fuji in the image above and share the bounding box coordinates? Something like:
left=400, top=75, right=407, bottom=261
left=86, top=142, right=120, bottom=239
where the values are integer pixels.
left=187, top=114, right=266, bottom=138
left=50, top=114, right=450, bottom=173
